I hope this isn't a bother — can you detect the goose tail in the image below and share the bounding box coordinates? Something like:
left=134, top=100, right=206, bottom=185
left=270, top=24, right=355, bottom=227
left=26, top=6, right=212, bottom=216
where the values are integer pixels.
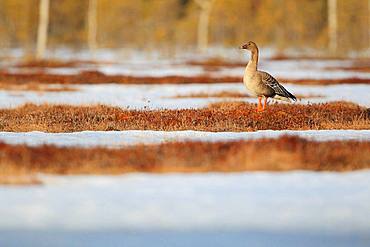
left=273, top=94, right=296, bottom=102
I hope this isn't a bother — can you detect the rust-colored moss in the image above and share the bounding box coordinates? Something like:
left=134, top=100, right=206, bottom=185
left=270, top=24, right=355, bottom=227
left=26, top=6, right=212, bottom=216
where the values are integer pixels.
left=0, top=136, right=369, bottom=180
left=0, top=69, right=368, bottom=86
left=0, top=102, right=368, bottom=132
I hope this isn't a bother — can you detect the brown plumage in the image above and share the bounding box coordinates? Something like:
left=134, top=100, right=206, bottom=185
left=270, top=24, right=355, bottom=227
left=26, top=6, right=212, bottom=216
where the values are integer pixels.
left=240, top=41, right=296, bottom=112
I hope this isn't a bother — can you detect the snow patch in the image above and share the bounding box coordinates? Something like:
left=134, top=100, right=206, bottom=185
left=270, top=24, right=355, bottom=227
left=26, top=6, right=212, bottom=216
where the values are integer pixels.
left=0, top=83, right=369, bottom=109
left=0, top=130, right=369, bottom=148
left=0, top=171, right=369, bottom=234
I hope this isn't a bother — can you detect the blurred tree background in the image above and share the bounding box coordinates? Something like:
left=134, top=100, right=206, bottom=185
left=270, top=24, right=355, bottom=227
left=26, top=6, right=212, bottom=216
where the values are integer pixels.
left=0, top=0, right=369, bottom=55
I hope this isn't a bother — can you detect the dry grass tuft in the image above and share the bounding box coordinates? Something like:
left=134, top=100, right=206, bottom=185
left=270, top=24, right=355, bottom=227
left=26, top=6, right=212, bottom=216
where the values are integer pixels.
left=0, top=102, right=368, bottom=132
left=0, top=136, right=369, bottom=181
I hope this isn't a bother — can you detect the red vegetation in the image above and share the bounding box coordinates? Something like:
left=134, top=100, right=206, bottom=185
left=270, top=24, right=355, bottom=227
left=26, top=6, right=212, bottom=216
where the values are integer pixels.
left=0, top=70, right=241, bottom=85
left=0, top=136, right=369, bottom=181
left=1, top=69, right=368, bottom=86
left=0, top=102, right=368, bottom=132
left=15, top=59, right=107, bottom=68
left=186, top=58, right=245, bottom=69
left=283, top=78, right=370, bottom=85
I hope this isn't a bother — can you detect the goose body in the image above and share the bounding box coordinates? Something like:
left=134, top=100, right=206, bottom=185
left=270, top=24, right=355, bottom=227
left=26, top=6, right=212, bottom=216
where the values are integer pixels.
left=240, top=41, right=296, bottom=111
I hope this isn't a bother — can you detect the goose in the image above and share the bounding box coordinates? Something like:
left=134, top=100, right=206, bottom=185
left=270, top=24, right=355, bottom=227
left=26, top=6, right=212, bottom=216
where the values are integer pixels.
left=240, top=41, right=296, bottom=112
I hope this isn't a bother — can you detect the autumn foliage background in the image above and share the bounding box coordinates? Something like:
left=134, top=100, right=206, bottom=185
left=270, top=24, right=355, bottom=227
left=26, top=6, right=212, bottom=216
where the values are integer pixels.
left=0, top=0, right=369, bottom=54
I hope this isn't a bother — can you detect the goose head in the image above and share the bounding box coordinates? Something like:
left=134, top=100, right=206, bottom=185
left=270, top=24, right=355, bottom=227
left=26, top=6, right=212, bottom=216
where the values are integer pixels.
left=240, top=41, right=258, bottom=52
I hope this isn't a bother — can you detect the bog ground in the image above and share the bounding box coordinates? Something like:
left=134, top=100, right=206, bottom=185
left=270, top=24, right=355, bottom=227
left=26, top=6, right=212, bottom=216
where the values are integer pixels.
left=1, top=0, right=369, bottom=246
left=0, top=55, right=369, bottom=247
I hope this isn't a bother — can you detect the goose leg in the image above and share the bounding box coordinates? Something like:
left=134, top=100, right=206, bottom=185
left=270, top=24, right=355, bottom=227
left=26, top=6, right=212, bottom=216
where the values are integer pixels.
left=256, top=96, right=263, bottom=112
left=262, top=97, right=268, bottom=110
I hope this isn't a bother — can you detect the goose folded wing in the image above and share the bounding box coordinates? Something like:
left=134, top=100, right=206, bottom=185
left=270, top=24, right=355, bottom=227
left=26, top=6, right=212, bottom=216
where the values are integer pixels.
left=259, top=71, right=296, bottom=101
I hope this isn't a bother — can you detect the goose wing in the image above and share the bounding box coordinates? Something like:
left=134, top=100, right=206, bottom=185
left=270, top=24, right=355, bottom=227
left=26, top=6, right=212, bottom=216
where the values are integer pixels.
left=258, top=71, right=296, bottom=101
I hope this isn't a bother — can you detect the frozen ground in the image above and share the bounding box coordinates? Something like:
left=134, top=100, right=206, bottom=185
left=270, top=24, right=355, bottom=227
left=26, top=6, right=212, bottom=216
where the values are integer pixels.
left=1, top=52, right=369, bottom=247
left=1, top=53, right=369, bottom=109
left=0, top=130, right=369, bottom=148
left=0, top=171, right=370, bottom=247
left=213, top=59, right=370, bottom=80
left=44, top=59, right=370, bottom=80
left=0, top=83, right=369, bottom=109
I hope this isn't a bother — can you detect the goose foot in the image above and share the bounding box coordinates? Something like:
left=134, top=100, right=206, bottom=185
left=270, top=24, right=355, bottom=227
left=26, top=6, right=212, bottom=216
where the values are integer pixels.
left=263, top=97, right=268, bottom=111
left=256, top=96, right=266, bottom=112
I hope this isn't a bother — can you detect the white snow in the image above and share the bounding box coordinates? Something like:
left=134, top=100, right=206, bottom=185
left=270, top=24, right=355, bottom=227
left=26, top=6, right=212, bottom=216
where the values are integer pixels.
left=0, top=171, right=369, bottom=234
left=4, top=56, right=370, bottom=80
left=215, top=59, right=370, bottom=80
left=1, top=54, right=369, bottom=109
left=0, top=130, right=369, bottom=148
left=0, top=83, right=369, bottom=109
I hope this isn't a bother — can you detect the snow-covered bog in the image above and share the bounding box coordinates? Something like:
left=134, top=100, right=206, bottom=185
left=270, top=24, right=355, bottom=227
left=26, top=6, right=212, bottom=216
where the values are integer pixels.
left=0, top=171, right=369, bottom=234
left=0, top=56, right=369, bottom=247
left=0, top=130, right=369, bottom=148
left=0, top=83, right=369, bottom=109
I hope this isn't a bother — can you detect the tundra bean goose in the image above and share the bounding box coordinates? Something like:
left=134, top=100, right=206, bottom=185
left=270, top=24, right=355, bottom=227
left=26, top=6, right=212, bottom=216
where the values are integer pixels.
left=240, top=41, right=296, bottom=112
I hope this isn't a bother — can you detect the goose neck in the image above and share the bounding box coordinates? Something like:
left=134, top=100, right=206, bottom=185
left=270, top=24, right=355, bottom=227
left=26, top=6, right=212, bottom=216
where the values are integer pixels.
left=246, top=50, right=258, bottom=71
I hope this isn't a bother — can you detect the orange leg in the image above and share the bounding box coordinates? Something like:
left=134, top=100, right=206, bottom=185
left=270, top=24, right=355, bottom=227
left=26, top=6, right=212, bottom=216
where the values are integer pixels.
left=256, top=96, right=264, bottom=112
left=262, top=97, right=268, bottom=110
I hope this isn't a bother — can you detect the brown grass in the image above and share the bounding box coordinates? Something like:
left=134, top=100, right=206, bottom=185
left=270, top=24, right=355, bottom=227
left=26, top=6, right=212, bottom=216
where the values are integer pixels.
left=0, top=70, right=368, bottom=86
left=15, top=59, right=110, bottom=68
left=186, top=58, right=245, bottom=69
left=0, top=102, right=368, bottom=132
left=16, top=60, right=82, bottom=68
left=283, top=78, right=370, bottom=85
left=187, top=57, right=370, bottom=72
left=326, top=66, right=370, bottom=73
left=341, top=67, right=370, bottom=72
left=269, top=54, right=370, bottom=61
left=0, top=70, right=241, bottom=85
left=0, top=136, right=369, bottom=182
